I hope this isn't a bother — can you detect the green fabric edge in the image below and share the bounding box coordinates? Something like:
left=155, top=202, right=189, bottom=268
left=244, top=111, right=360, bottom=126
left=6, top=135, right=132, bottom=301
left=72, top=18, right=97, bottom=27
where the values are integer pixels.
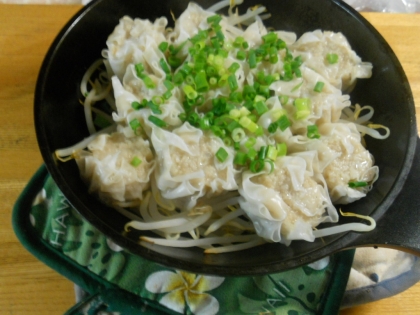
left=318, top=249, right=355, bottom=315
left=13, top=165, right=355, bottom=314
left=12, top=165, right=173, bottom=314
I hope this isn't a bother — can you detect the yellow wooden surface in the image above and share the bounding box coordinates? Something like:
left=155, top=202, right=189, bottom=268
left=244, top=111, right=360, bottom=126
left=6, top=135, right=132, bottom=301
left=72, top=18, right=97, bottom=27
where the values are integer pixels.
left=0, top=5, right=419, bottom=314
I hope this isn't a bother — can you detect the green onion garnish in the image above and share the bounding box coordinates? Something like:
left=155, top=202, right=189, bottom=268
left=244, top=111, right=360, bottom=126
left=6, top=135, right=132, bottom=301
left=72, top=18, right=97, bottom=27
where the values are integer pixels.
left=236, top=50, right=246, bottom=60
left=234, top=151, right=248, bottom=165
left=146, top=101, right=162, bottom=114
left=276, top=143, right=287, bottom=156
left=244, top=137, right=256, bottom=148
left=129, top=118, right=141, bottom=131
left=130, top=156, right=142, bottom=167
left=258, top=146, right=268, bottom=160
left=207, top=14, right=222, bottom=26
left=262, top=32, right=278, bottom=44
left=134, top=63, right=145, bottom=77
left=158, top=41, right=168, bottom=53
left=248, top=49, right=257, bottom=69
left=349, top=181, right=368, bottom=188
left=183, top=85, right=198, bottom=100
left=294, top=98, right=310, bottom=120
left=254, top=101, right=268, bottom=115
left=195, top=71, right=209, bottom=92
left=266, top=145, right=278, bottom=161
left=148, top=115, right=167, bottom=128
left=228, top=74, right=238, bottom=91
left=231, top=127, right=246, bottom=142
left=250, top=159, right=265, bottom=173
left=307, top=125, right=321, bottom=139
left=277, top=115, right=291, bottom=131
left=131, top=101, right=144, bottom=110
left=314, top=81, right=324, bottom=92
left=215, top=147, right=228, bottom=162
left=326, top=53, right=339, bottom=64
left=159, top=58, right=171, bottom=74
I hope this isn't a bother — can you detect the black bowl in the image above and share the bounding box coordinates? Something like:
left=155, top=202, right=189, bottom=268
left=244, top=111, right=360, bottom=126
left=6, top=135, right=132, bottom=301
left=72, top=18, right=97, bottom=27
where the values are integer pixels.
left=35, top=0, right=420, bottom=276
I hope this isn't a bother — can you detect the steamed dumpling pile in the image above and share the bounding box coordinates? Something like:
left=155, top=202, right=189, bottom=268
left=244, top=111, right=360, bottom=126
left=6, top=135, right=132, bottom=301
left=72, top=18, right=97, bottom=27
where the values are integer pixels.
left=72, top=2, right=384, bottom=247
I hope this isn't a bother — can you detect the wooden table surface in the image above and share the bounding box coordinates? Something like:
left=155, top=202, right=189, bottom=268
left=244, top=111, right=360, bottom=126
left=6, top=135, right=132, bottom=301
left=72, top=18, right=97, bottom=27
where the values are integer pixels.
left=0, top=4, right=419, bottom=314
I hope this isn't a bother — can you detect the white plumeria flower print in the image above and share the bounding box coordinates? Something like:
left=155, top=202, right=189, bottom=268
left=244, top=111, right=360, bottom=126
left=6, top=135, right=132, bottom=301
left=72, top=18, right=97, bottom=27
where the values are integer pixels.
left=145, top=270, right=224, bottom=315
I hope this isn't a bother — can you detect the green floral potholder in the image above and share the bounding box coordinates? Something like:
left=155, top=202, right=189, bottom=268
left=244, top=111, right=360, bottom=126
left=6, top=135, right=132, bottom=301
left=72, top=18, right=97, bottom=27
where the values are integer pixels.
left=13, top=165, right=354, bottom=315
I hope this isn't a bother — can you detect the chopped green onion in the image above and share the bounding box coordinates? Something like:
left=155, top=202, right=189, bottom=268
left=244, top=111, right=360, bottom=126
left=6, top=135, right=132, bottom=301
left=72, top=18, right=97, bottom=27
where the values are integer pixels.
left=262, top=32, right=278, bottom=44
left=158, top=41, right=168, bottom=53
left=314, top=81, right=325, bottom=93
left=349, top=181, right=368, bottom=188
left=145, top=101, right=161, bottom=115
left=185, top=74, right=195, bottom=85
left=152, top=95, right=164, bottom=106
left=183, top=85, right=198, bottom=100
left=269, top=46, right=278, bottom=64
left=243, top=85, right=257, bottom=101
left=223, top=137, right=233, bottom=147
left=211, top=125, right=225, bottom=138
left=130, top=156, right=142, bottom=167
left=209, top=77, right=218, bottom=86
left=326, top=53, right=339, bottom=64
left=215, top=147, right=228, bottom=162
left=255, top=126, right=264, bottom=137
left=195, top=71, right=209, bottom=92
left=244, top=137, right=256, bottom=148
left=134, top=63, right=144, bottom=77
left=294, top=98, right=310, bottom=120
left=268, top=122, right=278, bottom=133
left=307, top=125, right=321, bottom=139
left=231, top=127, right=246, bottom=142
left=275, top=38, right=287, bottom=50
left=148, top=115, right=167, bottom=128
left=239, top=116, right=258, bottom=133
left=174, top=72, right=184, bottom=85
left=168, top=56, right=182, bottom=68
left=226, top=120, right=240, bottom=132
left=159, top=58, right=171, bottom=74
left=234, top=152, right=248, bottom=166
left=131, top=101, right=144, bottom=110
left=276, top=143, right=287, bottom=156
left=178, top=113, right=187, bottom=121
left=228, top=62, right=240, bottom=73
left=254, top=101, right=269, bottom=115
left=258, top=146, right=268, bottom=160
left=236, top=50, right=246, bottom=60
left=247, top=147, right=257, bottom=160
left=207, top=14, right=222, bottom=26
left=228, top=74, right=238, bottom=91
left=277, top=115, right=291, bottom=131
left=129, top=118, right=141, bottom=131
left=164, top=80, right=175, bottom=91
left=141, top=75, right=156, bottom=89
left=250, top=159, right=265, bottom=173
left=266, top=145, right=278, bottom=161
left=229, top=91, right=243, bottom=103
left=163, top=91, right=172, bottom=100
left=248, top=49, right=257, bottom=69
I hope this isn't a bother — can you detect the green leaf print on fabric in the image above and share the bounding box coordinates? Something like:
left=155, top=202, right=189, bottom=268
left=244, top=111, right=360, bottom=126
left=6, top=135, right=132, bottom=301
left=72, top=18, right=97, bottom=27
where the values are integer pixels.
left=26, top=172, right=352, bottom=315
left=237, top=257, right=333, bottom=314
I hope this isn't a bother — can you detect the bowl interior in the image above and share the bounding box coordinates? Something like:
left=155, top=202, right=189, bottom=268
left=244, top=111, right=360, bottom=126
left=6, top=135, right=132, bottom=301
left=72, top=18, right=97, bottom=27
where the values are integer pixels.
left=35, top=0, right=416, bottom=275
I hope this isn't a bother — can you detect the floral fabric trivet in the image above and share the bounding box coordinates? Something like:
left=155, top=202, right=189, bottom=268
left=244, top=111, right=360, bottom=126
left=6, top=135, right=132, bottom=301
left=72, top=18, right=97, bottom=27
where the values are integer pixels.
left=14, top=166, right=354, bottom=314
